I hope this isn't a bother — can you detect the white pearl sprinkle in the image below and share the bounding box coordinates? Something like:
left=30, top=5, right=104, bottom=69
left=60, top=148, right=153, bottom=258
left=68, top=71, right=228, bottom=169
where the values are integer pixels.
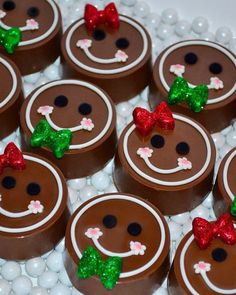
left=46, top=251, right=63, bottom=273
left=0, top=279, right=11, bottom=295
left=192, top=16, right=209, bottom=34
left=1, top=261, right=21, bottom=281
left=161, top=8, right=178, bottom=25
left=12, top=276, right=32, bottom=295
left=38, top=271, right=58, bottom=289
left=25, top=257, right=46, bottom=278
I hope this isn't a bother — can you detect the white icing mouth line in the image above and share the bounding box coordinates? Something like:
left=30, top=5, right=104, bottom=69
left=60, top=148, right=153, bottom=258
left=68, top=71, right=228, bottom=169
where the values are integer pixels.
left=194, top=261, right=236, bottom=294
left=0, top=10, right=39, bottom=32
left=137, top=147, right=192, bottom=174
left=76, top=39, right=128, bottom=64
left=85, top=228, right=146, bottom=258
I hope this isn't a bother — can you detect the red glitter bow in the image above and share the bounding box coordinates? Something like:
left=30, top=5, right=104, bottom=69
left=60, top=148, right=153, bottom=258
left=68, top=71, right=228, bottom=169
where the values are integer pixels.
left=84, top=3, right=119, bottom=31
left=132, top=102, right=175, bottom=136
left=0, top=142, right=25, bottom=174
left=193, top=213, right=236, bottom=250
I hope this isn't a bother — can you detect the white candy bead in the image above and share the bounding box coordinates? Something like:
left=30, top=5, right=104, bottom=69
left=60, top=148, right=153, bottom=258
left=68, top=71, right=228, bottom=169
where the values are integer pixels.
left=145, top=12, right=161, bottom=30
left=91, top=171, right=110, bottom=191
left=221, top=125, right=232, bottom=135
left=118, top=5, right=133, bottom=17
left=67, top=178, right=86, bottom=190
left=0, top=258, right=6, bottom=266
left=215, top=26, right=233, bottom=44
left=22, top=82, right=34, bottom=96
left=134, top=1, right=150, bottom=18
left=38, top=271, right=58, bottom=289
left=30, top=287, right=48, bottom=295
left=44, top=64, right=60, bottom=80
left=226, top=130, right=236, bottom=147
left=46, top=251, right=63, bottom=273
left=116, top=102, right=133, bottom=118
left=211, top=132, right=225, bottom=149
left=156, top=24, right=174, bottom=40
left=103, top=159, right=114, bottom=175
left=175, top=20, right=191, bottom=37
left=0, top=279, right=11, bottom=295
left=229, top=37, right=236, bottom=53
left=192, top=16, right=209, bottom=34
left=116, top=115, right=126, bottom=131
left=219, top=144, right=232, bottom=159
left=190, top=204, right=210, bottom=219
left=72, top=200, right=83, bottom=212
left=12, top=276, right=32, bottom=295
left=168, top=221, right=182, bottom=241
left=1, top=261, right=21, bottom=281
left=25, top=257, right=46, bottom=278
left=24, top=72, right=41, bottom=84
left=200, top=31, right=215, bottom=41
left=182, top=221, right=192, bottom=235
left=55, top=238, right=65, bottom=253
left=171, top=212, right=190, bottom=225
left=161, top=8, right=178, bottom=25
left=104, top=184, right=118, bottom=193
left=36, top=77, right=50, bottom=87
left=121, top=0, right=136, bottom=6
left=50, top=283, right=71, bottom=295
left=68, top=187, right=79, bottom=205
left=202, top=193, right=213, bottom=209
left=79, top=185, right=97, bottom=201
left=153, top=286, right=168, bottom=295
left=58, top=269, right=72, bottom=287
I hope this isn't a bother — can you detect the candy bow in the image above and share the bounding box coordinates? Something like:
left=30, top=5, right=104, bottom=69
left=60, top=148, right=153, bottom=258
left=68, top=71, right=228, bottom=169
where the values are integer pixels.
left=0, top=27, right=21, bottom=54
left=193, top=213, right=236, bottom=249
left=84, top=3, right=119, bottom=31
left=78, top=246, right=122, bottom=290
left=30, top=120, right=72, bottom=159
left=168, top=77, right=209, bottom=112
left=133, top=101, right=175, bottom=136
left=0, top=142, right=25, bottom=174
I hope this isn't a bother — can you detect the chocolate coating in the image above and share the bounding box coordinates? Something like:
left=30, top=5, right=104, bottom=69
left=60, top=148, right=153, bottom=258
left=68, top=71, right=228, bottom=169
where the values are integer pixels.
left=0, top=0, right=62, bottom=75
left=20, top=79, right=117, bottom=179
left=64, top=193, right=170, bottom=295
left=0, top=152, right=69, bottom=260
left=149, top=40, right=236, bottom=133
left=113, top=114, right=216, bottom=215
left=61, top=15, right=152, bottom=103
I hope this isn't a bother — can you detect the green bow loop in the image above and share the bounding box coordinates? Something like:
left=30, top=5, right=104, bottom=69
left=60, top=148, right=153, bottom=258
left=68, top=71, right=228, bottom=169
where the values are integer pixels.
left=78, top=246, right=122, bottom=290
left=0, top=27, right=21, bottom=54
left=168, top=77, right=209, bottom=112
left=30, top=120, right=72, bottom=159
left=230, top=196, right=236, bottom=217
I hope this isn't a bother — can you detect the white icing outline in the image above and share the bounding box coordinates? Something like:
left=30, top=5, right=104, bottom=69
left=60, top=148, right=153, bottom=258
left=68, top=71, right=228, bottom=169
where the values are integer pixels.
left=65, top=16, right=148, bottom=75
left=0, top=56, right=17, bottom=109
left=70, top=194, right=166, bottom=278
left=0, top=155, right=63, bottom=234
left=159, top=40, right=236, bottom=104
left=123, top=114, right=212, bottom=186
left=223, top=149, right=236, bottom=201
left=180, top=224, right=236, bottom=294
left=25, top=80, right=113, bottom=150
left=0, top=0, right=59, bottom=47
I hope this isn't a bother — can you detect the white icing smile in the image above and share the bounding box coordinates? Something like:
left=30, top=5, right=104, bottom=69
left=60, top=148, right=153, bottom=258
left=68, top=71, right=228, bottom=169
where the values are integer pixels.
left=137, top=147, right=192, bottom=174
left=76, top=39, right=128, bottom=64
left=85, top=227, right=146, bottom=258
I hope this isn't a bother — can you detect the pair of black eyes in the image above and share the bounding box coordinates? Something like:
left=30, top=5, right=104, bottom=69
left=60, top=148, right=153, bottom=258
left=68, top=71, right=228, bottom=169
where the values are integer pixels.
left=54, top=95, right=92, bottom=116
left=151, top=135, right=190, bottom=155
left=2, top=176, right=40, bottom=196
left=3, top=1, right=40, bottom=17
left=92, top=29, right=129, bottom=50
left=184, top=52, right=223, bottom=75
left=103, top=215, right=142, bottom=236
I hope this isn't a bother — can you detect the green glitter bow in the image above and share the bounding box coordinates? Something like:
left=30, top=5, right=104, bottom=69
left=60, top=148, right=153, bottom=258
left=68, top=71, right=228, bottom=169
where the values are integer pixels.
left=30, top=120, right=72, bottom=159
left=168, top=76, right=209, bottom=112
left=230, top=196, right=236, bottom=217
left=0, top=27, right=21, bottom=54
left=77, top=246, right=122, bottom=290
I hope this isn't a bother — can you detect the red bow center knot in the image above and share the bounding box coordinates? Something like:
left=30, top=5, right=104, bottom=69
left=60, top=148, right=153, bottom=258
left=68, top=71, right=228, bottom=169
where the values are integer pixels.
left=0, top=142, right=25, bottom=174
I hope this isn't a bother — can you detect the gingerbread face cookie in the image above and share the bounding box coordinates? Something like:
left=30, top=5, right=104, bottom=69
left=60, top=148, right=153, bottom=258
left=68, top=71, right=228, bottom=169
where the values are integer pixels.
left=65, top=193, right=170, bottom=295
left=20, top=79, right=117, bottom=178
left=149, top=40, right=236, bottom=132
left=0, top=0, right=62, bottom=74
left=61, top=3, right=152, bottom=102
left=0, top=143, right=69, bottom=260
left=113, top=103, right=216, bottom=215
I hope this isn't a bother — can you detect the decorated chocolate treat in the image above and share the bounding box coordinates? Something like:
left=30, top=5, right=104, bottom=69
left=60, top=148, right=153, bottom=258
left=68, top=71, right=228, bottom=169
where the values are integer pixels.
left=61, top=3, right=152, bottom=103
left=149, top=40, right=236, bottom=133
left=213, top=147, right=236, bottom=218
left=64, top=193, right=170, bottom=295
left=0, top=0, right=62, bottom=75
left=20, top=79, right=117, bottom=179
left=0, top=142, right=69, bottom=260
left=168, top=213, right=236, bottom=294
left=113, top=103, right=216, bottom=215
left=0, top=53, right=23, bottom=138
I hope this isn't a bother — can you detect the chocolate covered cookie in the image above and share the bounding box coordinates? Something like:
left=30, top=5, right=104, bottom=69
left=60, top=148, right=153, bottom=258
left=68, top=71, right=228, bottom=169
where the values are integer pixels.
left=0, top=0, right=62, bottom=75
left=149, top=40, right=236, bottom=133
left=61, top=3, right=152, bottom=103
left=64, top=193, right=170, bottom=295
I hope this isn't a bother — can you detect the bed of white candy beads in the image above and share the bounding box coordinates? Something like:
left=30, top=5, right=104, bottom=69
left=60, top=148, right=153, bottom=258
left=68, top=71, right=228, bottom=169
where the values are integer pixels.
left=0, top=0, right=235, bottom=294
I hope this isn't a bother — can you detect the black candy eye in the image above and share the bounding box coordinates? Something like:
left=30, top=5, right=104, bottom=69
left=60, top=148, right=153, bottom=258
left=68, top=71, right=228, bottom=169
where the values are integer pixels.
left=78, top=103, right=92, bottom=115
left=54, top=95, right=68, bottom=107
left=3, top=1, right=15, bottom=10
left=103, top=215, right=117, bottom=228
left=127, top=223, right=142, bottom=236
left=116, top=38, right=129, bottom=49
left=209, top=63, right=222, bottom=74
left=211, top=248, right=227, bottom=262
left=2, top=176, right=16, bottom=189
left=151, top=135, right=165, bottom=148
left=176, top=142, right=190, bottom=155
left=27, top=183, right=41, bottom=196
left=93, top=29, right=106, bottom=41
left=27, top=7, right=40, bottom=17
left=184, top=52, right=198, bottom=65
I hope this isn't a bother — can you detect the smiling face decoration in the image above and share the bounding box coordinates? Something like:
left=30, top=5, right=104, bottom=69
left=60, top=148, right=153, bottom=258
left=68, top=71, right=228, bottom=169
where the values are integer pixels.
left=0, top=0, right=62, bottom=74
left=20, top=79, right=117, bottom=179
left=113, top=104, right=216, bottom=215
left=61, top=3, right=152, bottom=103
left=64, top=193, right=170, bottom=295
left=149, top=40, right=236, bottom=132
